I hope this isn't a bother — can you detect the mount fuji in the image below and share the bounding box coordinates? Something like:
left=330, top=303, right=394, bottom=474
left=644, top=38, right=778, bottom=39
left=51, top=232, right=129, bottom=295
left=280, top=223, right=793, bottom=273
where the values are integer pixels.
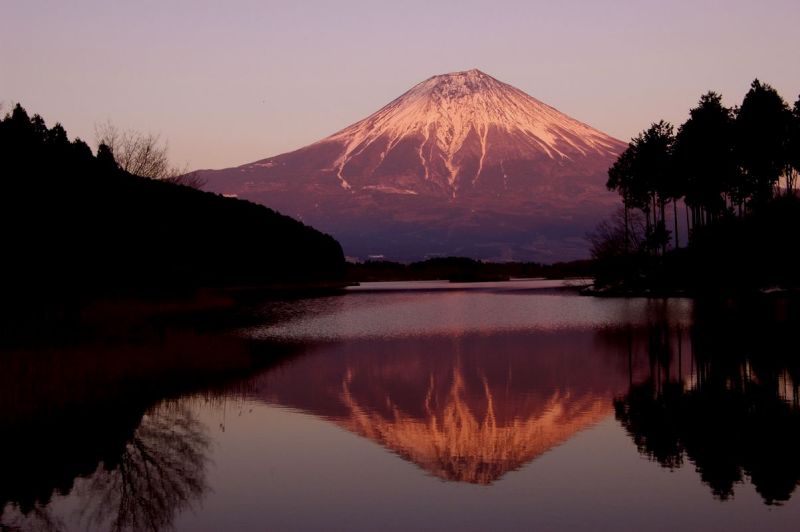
left=197, top=69, right=625, bottom=261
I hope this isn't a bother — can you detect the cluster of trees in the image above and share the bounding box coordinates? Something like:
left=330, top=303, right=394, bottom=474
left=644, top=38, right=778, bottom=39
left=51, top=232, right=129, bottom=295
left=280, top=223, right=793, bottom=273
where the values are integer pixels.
left=0, top=104, right=345, bottom=297
left=591, top=80, right=800, bottom=294
left=605, top=80, right=800, bottom=256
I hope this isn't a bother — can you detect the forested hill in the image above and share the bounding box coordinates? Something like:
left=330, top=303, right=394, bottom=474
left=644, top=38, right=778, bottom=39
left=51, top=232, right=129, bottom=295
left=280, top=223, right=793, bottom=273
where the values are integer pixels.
left=0, top=105, right=345, bottom=296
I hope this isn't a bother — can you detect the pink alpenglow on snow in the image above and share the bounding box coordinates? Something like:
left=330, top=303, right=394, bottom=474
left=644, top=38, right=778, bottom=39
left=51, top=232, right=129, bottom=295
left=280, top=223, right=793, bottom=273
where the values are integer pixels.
left=198, top=70, right=626, bottom=261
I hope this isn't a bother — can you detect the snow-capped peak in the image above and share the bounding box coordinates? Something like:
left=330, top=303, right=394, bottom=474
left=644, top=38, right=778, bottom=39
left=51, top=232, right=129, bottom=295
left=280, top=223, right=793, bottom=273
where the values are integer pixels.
left=198, top=69, right=625, bottom=261
left=321, top=69, right=623, bottom=192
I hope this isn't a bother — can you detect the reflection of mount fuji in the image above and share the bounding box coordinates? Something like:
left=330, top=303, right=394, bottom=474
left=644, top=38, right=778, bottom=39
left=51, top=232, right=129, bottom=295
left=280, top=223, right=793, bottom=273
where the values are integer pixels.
left=337, top=366, right=608, bottom=484
left=252, top=331, right=643, bottom=484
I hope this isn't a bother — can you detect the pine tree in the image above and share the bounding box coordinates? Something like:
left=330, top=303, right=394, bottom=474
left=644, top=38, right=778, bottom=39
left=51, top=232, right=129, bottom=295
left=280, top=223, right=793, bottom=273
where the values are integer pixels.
left=735, top=80, right=792, bottom=207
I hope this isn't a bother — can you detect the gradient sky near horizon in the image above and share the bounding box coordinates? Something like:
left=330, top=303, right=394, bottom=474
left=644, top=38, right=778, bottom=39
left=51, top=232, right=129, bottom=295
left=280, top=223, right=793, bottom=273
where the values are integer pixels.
left=2, top=0, right=799, bottom=170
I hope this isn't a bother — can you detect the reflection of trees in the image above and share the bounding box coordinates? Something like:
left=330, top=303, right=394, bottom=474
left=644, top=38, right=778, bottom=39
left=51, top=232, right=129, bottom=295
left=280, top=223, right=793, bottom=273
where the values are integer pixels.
left=1, top=401, right=210, bottom=532
left=611, top=298, right=800, bottom=505
left=617, top=376, right=800, bottom=504
left=0, top=501, right=65, bottom=532
left=1, top=289, right=308, bottom=532
left=76, top=402, right=210, bottom=532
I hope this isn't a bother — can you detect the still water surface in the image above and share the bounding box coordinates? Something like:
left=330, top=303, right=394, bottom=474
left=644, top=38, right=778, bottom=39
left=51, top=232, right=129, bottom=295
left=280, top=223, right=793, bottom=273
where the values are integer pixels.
left=3, top=280, right=800, bottom=531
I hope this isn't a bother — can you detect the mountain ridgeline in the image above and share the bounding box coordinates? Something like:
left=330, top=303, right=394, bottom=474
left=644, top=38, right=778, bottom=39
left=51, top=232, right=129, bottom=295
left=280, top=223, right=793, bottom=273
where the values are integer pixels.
left=197, top=69, right=625, bottom=261
left=0, top=105, right=345, bottom=297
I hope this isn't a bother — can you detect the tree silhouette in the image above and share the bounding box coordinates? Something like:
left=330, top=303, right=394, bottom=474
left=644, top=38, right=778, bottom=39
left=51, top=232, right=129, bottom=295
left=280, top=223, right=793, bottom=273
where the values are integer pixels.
left=735, top=80, right=792, bottom=207
left=95, top=121, right=175, bottom=180
left=588, top=207, right=645, bottom=260
left=607, top=144, right=645, bottom=254
left=93, top=122, right=206, bottom=189
left=607, top=121, right=675, bottom=255
left=96, top=143, right=119, bottom=172
left=787, top=95, right=800, bottom=194
left=674, top=92, right=738, bottom=225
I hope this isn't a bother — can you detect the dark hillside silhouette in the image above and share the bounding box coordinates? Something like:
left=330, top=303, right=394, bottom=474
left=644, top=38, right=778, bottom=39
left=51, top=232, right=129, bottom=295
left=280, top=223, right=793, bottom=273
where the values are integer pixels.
left=0, top=105, right=345, bottom=298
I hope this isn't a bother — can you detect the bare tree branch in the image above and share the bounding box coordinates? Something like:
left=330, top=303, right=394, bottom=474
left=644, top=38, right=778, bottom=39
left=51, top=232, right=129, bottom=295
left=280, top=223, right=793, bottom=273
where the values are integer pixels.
left=95, top=121, right=202, bottom=187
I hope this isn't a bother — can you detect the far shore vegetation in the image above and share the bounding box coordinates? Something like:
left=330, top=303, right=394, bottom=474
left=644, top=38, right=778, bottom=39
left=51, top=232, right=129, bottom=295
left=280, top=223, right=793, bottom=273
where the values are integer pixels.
left=346, top=256, right=593, bottom=283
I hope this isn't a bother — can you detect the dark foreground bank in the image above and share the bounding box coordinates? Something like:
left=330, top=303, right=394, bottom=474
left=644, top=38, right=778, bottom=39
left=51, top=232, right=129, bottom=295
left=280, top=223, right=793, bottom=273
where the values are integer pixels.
left=0, top=105, right=346, bottom=301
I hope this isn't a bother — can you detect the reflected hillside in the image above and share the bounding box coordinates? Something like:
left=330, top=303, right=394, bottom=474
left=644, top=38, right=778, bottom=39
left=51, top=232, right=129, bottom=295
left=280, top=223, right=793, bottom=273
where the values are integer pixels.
left=249, top=330, right=652, bottom=484
left=611, top=297, right=800, bottom=505
left=0, top=298, right=307, bottom=531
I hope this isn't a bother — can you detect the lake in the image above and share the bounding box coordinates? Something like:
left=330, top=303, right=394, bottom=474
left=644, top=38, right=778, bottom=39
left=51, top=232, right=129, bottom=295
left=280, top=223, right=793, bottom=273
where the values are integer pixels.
left=3, top=280, right=800, bottom=531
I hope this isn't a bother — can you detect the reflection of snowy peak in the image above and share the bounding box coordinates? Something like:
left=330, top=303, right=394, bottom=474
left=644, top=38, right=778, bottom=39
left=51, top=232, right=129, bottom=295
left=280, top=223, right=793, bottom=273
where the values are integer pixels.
left=198, top=70, right=625, bottom=261
left=250, top=331, right=631, bottom=484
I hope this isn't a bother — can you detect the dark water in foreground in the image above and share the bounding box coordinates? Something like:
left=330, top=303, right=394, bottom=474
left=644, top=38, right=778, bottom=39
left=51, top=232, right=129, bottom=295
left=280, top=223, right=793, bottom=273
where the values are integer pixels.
left=3, top=280, right=800, bottom=531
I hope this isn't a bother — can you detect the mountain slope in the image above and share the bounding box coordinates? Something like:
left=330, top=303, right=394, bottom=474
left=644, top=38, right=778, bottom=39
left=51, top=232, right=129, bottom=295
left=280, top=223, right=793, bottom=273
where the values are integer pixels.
left=198, top=69, right=625, bottom=261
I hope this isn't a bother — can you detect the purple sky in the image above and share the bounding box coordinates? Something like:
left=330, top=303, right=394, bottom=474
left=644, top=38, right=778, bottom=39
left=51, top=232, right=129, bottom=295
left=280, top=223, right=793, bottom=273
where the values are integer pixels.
left=2, top=0, right=799, bottom=170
